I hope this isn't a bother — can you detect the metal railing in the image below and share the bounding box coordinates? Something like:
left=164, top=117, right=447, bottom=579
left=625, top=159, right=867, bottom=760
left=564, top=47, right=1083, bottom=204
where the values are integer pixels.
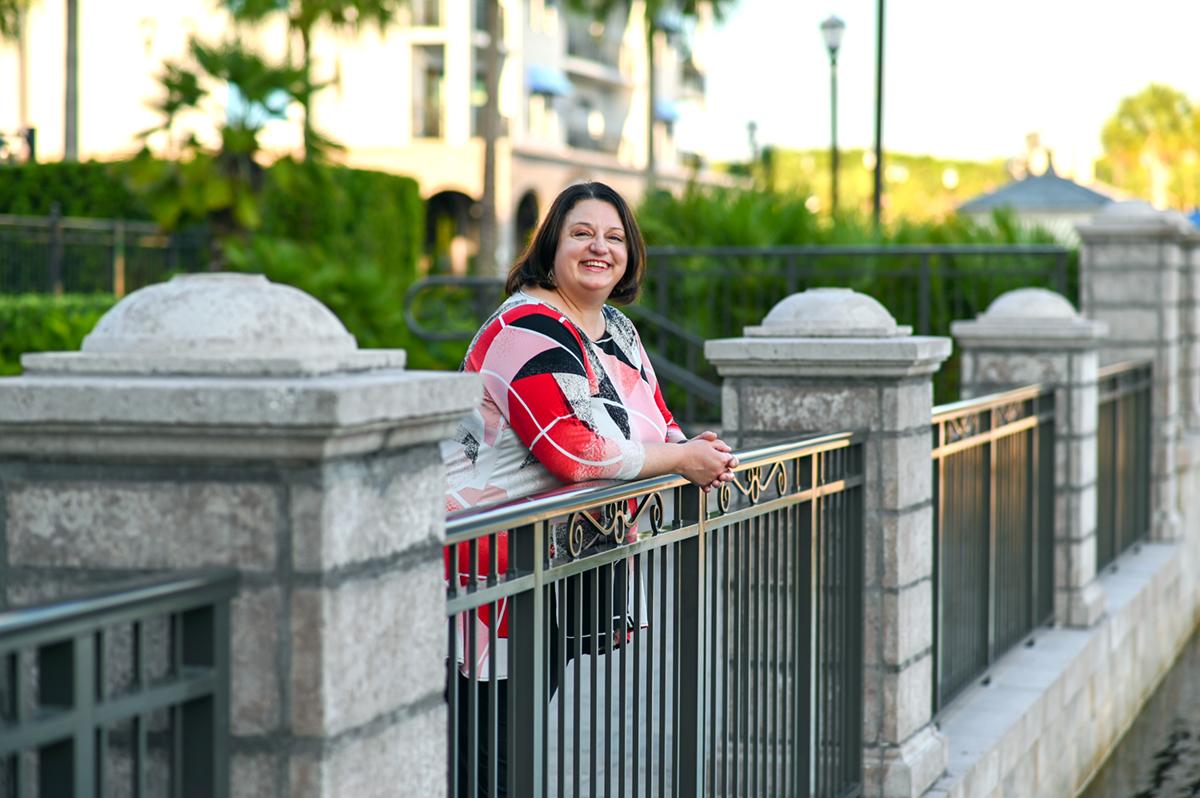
left=0, top=569, right=238, bottom=797
left=0, top=212, right=208, bottom=296
left=1096, top=361, right=1153, bottom=571
left=931, top=385, right=1056, bottom=712
left=404, top=244, right=1074, bottom=424
left=445, top=433, right=865, bottom=797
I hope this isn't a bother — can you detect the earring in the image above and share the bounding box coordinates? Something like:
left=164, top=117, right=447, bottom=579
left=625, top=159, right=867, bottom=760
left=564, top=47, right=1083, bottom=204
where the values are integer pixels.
left=545, top=270, right=557, bottom=288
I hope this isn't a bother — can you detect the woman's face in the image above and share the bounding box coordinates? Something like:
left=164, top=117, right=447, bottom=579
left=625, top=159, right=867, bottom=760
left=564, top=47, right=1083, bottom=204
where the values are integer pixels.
left=551, top=199, right=628, bottom=306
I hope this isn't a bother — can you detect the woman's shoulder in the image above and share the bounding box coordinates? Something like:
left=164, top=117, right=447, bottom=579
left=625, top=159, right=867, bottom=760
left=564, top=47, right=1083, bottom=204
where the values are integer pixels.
left=464, top=293, right=586, bottom=366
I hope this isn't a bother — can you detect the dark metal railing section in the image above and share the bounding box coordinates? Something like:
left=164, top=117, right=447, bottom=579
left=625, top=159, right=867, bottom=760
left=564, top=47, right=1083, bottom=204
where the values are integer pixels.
left=931, top=385, right=1055, bottom=712
left=404, top=244, right=1074, bottom=424
left=445, top=433, right=865, bottom=797
left=0, top=212, right=208, bottom=295
left=1096, top=361, right=1153, bottom=571
left=0, top=569, right=238, bottom=797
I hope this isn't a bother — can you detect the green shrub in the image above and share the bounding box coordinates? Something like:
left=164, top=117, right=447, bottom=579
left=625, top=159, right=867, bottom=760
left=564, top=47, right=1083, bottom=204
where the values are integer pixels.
left=0, top=161, right=148, bottom=218
left=258, top=159, right=425, bottom=287
left=635, top=185, right=1077, bottom=405
left=0, top=294, right=117, bottom=375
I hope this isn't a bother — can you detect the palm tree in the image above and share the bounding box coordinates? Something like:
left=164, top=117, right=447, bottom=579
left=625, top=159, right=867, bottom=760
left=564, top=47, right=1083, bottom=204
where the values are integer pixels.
left=0, top=0, right=34, bottom=156
left=476, top=0, right=501, bottom=275
left=224, top=0, right=404, bottom=159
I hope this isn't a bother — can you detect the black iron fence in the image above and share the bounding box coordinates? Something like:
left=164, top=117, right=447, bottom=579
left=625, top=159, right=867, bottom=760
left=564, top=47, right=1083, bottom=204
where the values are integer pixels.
left=445, top=433, right=864, bottom=797
left=1096, top=361, right=1153, bottom=571
left=404, top=244, right=1074, bottom=423
left=931, top=385, right=1056, bottom=712
left=0, top=212, right=208, bottom=296
left=0, top=569, right=238, bottom=797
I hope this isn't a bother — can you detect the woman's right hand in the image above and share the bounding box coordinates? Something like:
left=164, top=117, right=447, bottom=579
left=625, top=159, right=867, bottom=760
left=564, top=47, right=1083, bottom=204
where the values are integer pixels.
left=676, top=432, right=738, bottom=492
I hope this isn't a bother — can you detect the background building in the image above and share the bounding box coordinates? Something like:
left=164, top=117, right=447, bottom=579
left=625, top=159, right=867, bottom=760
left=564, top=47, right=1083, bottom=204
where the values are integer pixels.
left=0, top=0, right=724, bottom=270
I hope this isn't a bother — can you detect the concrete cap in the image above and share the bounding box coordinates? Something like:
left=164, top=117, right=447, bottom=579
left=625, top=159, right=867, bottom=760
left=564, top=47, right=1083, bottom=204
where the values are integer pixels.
left=1077, top=199, right=1194, bottom=238
left=952, top=287, right=1107, bottom=346
left=744, top=287, right=912, bottom=338
left=21, top=273, right=406, bottom=377
left=982, top=288, right=1079, bottom=321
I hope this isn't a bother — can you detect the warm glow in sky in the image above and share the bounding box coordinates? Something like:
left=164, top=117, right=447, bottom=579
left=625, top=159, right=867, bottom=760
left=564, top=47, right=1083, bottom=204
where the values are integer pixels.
left=693, top=0, right=1200, bottom=179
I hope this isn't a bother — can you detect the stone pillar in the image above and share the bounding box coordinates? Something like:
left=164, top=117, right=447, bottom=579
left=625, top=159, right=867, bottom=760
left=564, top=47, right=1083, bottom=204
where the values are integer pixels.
left=951, top=288, right=1108, bottom=628
left=1077, top=201, right=1189, bottom=540
left=706, top=288, right=952, bottom=798
left=0, top=274, right=479, bottom=798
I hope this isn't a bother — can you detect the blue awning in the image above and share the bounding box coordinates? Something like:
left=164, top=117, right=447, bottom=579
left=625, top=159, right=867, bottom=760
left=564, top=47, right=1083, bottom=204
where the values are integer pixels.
left=654, top=99, right=679, bottom=124
left=527, top=65, right=573, bottom=98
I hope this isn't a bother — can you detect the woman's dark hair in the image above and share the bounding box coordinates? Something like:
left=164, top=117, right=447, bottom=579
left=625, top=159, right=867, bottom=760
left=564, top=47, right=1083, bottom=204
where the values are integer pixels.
left=505, top=181, right=647, bottom=305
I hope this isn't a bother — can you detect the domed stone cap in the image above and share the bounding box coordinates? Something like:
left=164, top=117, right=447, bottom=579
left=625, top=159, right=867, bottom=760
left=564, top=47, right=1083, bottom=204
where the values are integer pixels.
left=22, top=273, right=406, bottom=377
left=744, top=287, right=912, bottom=338
left=981, top=288, right=1079, bottom=321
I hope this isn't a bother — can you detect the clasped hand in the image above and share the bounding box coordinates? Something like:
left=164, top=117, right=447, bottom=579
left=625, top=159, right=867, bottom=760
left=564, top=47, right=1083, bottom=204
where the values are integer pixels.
left=680, top=430, right=738, bottom=492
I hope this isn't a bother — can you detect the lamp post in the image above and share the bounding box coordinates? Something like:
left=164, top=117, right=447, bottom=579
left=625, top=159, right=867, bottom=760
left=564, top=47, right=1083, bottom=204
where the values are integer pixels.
left=820, top=15, right=845, bottom=216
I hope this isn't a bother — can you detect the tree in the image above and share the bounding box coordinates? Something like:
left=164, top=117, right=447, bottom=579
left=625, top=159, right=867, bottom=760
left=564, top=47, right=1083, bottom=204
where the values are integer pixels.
left=570, top=0, right=731, bottom=194
left=127, top=37, right=308, bottom=266
left=1095, top=83, right=1200, bottom=210
left=222, top=0, right=404, bottom=159
left=1, top=0, right=34, bottom=158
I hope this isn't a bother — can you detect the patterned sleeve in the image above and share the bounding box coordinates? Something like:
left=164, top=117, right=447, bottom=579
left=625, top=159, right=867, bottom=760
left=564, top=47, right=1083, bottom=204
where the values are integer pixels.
left=469, top=305, right=645, bottom=483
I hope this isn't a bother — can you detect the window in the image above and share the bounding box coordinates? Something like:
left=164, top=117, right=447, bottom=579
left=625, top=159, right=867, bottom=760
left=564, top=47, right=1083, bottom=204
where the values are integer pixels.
left=471, top=47, right=487, bottom=137
left=411, top=0, right=440, bottom=26
left=413, top=45, right=445, bottom=138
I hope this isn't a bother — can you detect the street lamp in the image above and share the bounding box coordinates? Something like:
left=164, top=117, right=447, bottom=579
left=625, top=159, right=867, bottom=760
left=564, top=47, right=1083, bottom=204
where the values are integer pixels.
left=820, top=15, right=846, bottom=216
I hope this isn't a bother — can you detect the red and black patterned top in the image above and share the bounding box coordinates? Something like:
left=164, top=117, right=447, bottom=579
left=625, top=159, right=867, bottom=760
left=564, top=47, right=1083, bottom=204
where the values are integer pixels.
left=442, top=292, right=682, bottom=679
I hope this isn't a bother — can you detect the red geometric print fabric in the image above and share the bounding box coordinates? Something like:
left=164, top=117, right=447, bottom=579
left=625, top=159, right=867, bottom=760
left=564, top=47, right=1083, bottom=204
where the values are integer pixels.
left=443, top=292, right=684, bottom=679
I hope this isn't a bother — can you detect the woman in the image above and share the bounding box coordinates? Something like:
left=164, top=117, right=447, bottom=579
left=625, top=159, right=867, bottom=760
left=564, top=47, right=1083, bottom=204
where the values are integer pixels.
left=443, top=181, right=736, bottom=795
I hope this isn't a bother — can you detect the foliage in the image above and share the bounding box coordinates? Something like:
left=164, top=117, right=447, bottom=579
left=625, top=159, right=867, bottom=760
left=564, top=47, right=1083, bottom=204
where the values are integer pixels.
left=258, top=159, right=424, bottom=286
left=0, top=0, right=30, bottom=41
left=0, top=161, right=148, bottom=218
left=222, top=0, right=403, bottom=157
left=635, top=184, right=1073, bottom=404
left=0, top=294, right=117, bottom=375
left=1095, top=83, right=1200, bottom=210
left=125, top=37, right=308, bottom=264
left=734, top=146, right=1012, bottom=224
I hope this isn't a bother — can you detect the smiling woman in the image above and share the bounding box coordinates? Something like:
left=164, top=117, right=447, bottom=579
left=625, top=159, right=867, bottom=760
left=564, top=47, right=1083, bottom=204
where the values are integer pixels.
left=441, top=181, right=737, bottom=796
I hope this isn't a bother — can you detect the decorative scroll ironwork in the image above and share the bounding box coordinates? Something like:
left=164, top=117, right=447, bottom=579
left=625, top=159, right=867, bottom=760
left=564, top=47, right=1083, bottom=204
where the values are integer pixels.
left=564, top=491, right=666, bottom=559
left=996, top=400, right=1025, bottom=426
left=945, top=414, right=979, bottom=444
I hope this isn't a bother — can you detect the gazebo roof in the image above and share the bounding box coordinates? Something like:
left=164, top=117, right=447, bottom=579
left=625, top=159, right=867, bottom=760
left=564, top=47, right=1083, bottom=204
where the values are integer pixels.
left=959, top=165, right=1114, bottom=214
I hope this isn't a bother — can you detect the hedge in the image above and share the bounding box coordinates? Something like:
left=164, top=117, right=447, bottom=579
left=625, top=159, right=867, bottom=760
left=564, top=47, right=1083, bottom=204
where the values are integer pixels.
left=0, top=294, right=118, bottom=375
left=0, top=161, right=149, bottom=219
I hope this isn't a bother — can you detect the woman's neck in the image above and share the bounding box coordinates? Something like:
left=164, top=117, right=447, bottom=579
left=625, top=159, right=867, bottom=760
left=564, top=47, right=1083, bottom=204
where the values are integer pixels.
left=523, top=286, right=606, bottom=339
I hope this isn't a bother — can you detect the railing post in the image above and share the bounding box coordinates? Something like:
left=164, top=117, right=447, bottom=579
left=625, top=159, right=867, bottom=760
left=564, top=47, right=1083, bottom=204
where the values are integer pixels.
left=952, top=288, right=1108, bottom=627
left=675, top=484, right=705, bottom=795
left=707, top=287, right=951, bottom=798
left=0, top=273, right=480, bottom=798
left=1078, top=202, right=1190, bottom=539
left=48, top=201, right=63, bottom=296
left=507, top=522, right=544, bottom=797
left=112, top=218, right=126, bottom=297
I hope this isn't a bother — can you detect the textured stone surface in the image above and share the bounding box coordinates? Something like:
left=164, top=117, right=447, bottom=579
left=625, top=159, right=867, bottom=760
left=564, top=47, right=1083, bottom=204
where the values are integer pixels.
left=735, top=383, right=879, bottom=433
left=231, top=751, right=281, bottom=798
left=6, top=480, right=278, bottom=570
left=291, top=446, right=443, bottom=572
left=290, top=702, right=448, bottom=798
left=290, top=564, right=446, bottom=737
left=879, top=506, right=934, bottom=589
left=878, top=434, right=932, bottom=511
left=232, top=587, right=282, bottom=735
left=882, top=383, right=934, bottom=431
left=882, top=582, right=933, bottom=666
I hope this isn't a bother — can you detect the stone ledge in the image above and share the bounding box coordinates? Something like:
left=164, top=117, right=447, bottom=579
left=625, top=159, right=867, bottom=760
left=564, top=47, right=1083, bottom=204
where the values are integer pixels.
left=706, top=336, right=952, bottom=379
left=927, top=542, right=1189, bottom=797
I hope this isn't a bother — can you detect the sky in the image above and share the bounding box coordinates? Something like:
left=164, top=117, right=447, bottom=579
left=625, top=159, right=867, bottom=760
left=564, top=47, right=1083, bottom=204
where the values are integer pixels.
left=692, top=0, right=1200, bottom=180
